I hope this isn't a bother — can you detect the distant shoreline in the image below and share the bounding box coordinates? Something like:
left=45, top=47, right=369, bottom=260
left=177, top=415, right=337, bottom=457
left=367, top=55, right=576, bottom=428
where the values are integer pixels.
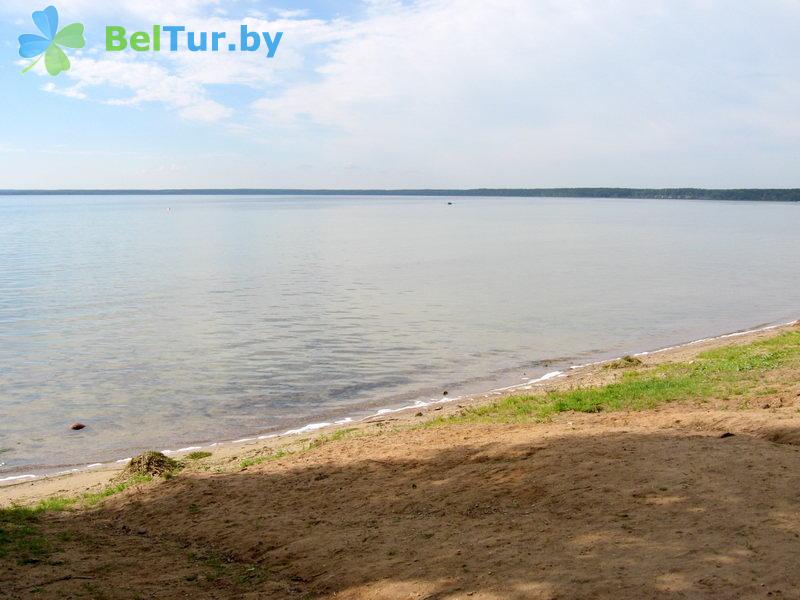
left=2, top=188, right=800, bottom=201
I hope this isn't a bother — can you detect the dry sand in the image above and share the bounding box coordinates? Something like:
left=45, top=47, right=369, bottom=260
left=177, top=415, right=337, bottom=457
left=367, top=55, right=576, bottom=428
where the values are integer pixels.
left=2, top=322, right=800, bottom=599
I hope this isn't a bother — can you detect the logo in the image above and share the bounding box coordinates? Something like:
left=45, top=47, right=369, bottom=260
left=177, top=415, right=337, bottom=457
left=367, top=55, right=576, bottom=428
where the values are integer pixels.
left=104, top=26, right=282, bottom=58
left=18, top=6, right=85, bottom=76
left=16, top=6, right=281, bottom=79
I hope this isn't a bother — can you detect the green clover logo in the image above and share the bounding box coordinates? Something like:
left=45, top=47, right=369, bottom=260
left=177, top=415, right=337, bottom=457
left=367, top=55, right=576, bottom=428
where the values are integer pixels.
left=18, top=6, right=85, bottom=76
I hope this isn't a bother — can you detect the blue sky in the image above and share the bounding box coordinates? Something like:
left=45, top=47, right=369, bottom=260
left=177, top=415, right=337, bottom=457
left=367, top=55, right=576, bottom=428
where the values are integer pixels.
left=1, top=0, right=800, bottom=189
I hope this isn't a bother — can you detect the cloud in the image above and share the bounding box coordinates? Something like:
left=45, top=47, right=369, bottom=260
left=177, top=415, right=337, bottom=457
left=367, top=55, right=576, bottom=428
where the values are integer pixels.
left=1, top=0, right=221, bottom=22
left=6, top=0, right=800, bottom=186
left=248, top=0, right=800, bottom=186
left=41, top=81, right=87, bottom=99
left=36, top=54, right=232, bottom=122
left=27, top=7, right=347, bottom=123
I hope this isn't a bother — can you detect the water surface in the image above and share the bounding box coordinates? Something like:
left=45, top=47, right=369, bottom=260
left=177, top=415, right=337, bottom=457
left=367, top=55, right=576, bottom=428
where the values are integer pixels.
left=1, top=195, right=798, bottom=476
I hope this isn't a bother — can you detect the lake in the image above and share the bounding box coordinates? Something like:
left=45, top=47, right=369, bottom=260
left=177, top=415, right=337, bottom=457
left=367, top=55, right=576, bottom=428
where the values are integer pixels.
left=1, top=195, right=798, bottom=478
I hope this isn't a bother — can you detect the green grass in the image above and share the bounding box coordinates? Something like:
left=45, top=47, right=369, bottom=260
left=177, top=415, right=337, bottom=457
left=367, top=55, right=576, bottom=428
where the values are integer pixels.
left=307, top=427, right=359, bottom=448
left=0, top=507, right=51, bottom=563
left=0, top=475, right=153, bottom=563
left=80, top=474, right=152, bottom=506
left=239, top=428, right=361, bottom=470
left=185, top=451, right=212, bottom=460
left=239, top=449, right=292, bottom=469
left=429, top=331, right=800, bottom=426
left=0, top=497, right=78, bottom=564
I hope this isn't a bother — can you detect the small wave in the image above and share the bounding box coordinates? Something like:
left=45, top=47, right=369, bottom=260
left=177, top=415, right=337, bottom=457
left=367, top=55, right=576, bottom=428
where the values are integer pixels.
left=283, top=422, right=332, bottom=435
left=0, top=474, right=37, bottom=483
left=490, top=370, right=565, bottom=393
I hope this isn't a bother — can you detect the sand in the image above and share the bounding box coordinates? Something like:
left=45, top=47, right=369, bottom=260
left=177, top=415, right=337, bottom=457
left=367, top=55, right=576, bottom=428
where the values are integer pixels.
left=2, top=323, right=800, bottom=599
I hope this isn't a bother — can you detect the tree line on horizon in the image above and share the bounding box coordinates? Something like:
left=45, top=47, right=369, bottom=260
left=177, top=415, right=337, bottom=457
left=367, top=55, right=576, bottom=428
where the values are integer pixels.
left=1, top=188, right=799, bottom=201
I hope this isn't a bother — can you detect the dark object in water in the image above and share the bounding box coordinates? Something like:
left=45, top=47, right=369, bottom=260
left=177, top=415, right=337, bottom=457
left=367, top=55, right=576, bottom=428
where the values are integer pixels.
left=70, top=423, right=86, bottom=431
left=447, top=202, right=453, bottom=205
left=443, top=390, right=448, bottom=396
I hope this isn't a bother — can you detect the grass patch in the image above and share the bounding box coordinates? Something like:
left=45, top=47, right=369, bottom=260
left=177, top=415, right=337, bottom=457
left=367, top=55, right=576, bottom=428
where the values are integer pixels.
left=307, top=427, right=359, bottom=448
left=0, top=507, right=51, bottom=564
left=0, top=497, right=77, bottom=564
left=238, top=428, right=361, bottom=470
left=431, top=331, right=800, bottom=426
left=185, top=451, right=212, bottom=460
left=81, top=474, right=152, bottom=506
left=0, top=475, right=153, bottom=564
left=240, top=449, right=292, bottom=469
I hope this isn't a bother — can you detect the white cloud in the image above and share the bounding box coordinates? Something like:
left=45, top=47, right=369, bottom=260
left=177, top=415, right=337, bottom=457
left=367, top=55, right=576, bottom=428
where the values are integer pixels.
left=175, top=99, right=233, bottom=122
left=247, top=0, right=800, bottom=186
left=25, top=8, right=347, bottom=123
left=36, top=54, right=232, bottom=122
left=6, top=0, right=800, bottom=186
left=41, top=81, right=87, bottom=99
left=2, top=0, right=221, bottom=22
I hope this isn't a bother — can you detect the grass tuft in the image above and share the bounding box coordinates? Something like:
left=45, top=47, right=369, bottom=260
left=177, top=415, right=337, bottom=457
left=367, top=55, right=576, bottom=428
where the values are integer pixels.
left=604, top=355, right=643, bottom=369
left=81, top=474, right=152, bottom=506
left=123, top=451, right=179, bottom=478
left=240, top=449, right=292, bottom=470
left=307, top=428, right=359, bottom=449
left=185, top=451, right=212, bottom=460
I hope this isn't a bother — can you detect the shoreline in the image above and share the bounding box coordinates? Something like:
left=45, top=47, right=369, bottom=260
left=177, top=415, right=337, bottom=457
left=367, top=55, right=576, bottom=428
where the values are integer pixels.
left=2, top=316, right=797, bottom=500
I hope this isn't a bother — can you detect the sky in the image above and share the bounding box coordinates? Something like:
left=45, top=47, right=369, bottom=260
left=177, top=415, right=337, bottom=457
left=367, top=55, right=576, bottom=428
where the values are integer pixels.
left=1, top=0, right=800, bottom=189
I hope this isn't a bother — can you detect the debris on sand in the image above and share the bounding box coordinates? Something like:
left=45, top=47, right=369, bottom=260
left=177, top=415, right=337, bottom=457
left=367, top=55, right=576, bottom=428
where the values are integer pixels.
left=604, top=355, right=643, bottom=370
left=122, top=451, right=179, bottom=478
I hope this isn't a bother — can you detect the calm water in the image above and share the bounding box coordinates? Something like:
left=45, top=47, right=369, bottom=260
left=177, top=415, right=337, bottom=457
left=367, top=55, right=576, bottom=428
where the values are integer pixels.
left=1, top=195, right=799, bottom=477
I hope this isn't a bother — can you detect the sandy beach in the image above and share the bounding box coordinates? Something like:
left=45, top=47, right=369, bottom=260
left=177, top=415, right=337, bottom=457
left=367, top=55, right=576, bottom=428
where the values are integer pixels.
left=3, top=321, right=800, bottom=599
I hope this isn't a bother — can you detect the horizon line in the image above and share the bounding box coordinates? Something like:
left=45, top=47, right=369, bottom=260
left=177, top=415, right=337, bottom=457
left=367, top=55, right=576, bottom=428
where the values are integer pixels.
left=1, top=187, right=800, bottom=200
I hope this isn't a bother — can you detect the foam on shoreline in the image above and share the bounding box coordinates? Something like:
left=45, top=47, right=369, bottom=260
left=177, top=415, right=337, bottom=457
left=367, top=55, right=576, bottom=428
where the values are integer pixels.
left=2, top=318, right=796, bottom=486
